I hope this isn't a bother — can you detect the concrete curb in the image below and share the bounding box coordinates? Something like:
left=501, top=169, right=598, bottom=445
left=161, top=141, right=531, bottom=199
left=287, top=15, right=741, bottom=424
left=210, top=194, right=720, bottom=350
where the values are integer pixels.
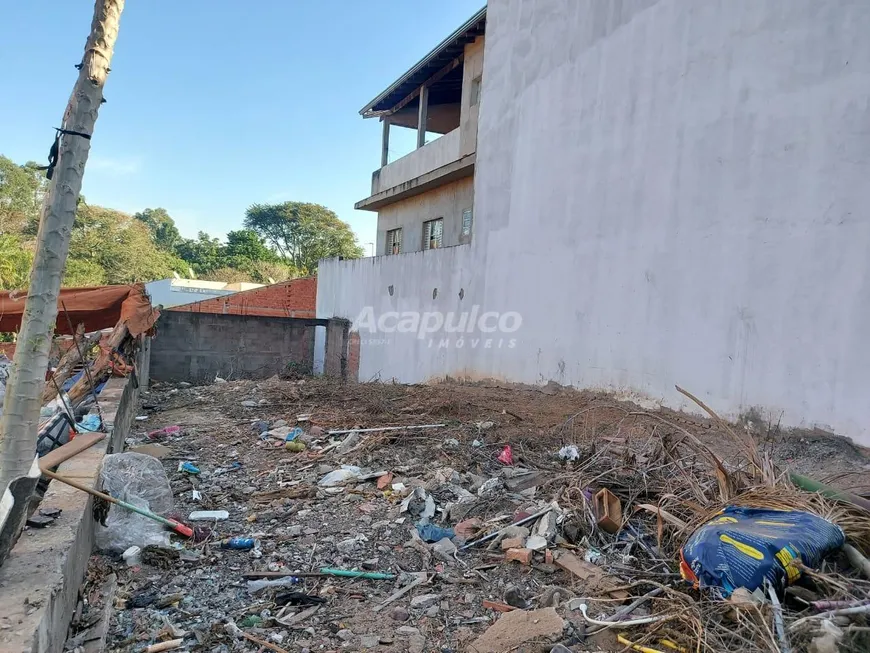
left=0, top=374, right=139, bottom=653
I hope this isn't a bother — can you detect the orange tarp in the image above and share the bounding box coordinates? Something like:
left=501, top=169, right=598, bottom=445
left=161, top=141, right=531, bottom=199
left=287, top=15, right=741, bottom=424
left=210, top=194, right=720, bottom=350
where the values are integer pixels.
left=0, top=283, right=159, bottom=336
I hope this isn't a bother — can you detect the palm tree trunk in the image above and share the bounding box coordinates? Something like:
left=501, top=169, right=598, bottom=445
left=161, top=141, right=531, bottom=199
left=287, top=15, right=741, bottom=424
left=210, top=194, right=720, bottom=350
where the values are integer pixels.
left=0, top=0, right=125, bottom=563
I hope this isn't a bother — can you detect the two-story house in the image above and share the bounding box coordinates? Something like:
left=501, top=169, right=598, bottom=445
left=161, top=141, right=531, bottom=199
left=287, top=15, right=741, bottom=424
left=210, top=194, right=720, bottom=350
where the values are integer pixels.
left=355, top=8, right=485, bottom=255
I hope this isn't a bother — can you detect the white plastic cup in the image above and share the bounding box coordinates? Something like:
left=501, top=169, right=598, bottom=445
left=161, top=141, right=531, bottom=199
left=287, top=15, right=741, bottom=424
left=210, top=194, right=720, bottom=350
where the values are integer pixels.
left=122, top=545, right=142, bottom=567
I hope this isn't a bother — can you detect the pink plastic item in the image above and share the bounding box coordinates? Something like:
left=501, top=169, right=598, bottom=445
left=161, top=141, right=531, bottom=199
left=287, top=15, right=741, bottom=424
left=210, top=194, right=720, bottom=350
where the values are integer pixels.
left=497, top=445, right=514, bottom=465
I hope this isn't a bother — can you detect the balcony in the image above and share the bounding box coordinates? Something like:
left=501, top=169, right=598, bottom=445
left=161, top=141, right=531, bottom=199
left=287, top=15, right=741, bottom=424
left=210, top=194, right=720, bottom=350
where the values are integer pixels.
left=357, top=128, right=474, bottom=211
left=374, top=127, right=460, bottom=193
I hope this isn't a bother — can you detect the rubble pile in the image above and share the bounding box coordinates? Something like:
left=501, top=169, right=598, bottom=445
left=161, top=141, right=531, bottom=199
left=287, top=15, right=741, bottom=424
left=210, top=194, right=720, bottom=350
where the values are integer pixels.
left=70, top=377, right=870, bottom=652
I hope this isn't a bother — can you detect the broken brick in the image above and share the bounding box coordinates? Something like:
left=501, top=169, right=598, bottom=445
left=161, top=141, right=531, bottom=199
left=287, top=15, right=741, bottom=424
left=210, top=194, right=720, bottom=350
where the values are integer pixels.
left=504, top=548, right=532, bottom=565
left=500, top=537, right=524, bottom=551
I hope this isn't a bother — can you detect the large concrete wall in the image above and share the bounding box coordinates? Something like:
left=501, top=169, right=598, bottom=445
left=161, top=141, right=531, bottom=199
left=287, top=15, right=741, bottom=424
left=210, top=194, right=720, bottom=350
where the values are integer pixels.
left=460, top=36, right=485, bottom=158
left=375, top=177, right=475, bottom=254
left=150, top=312, right=322, bottom=383
left=321, top=0, right=870, bottom=446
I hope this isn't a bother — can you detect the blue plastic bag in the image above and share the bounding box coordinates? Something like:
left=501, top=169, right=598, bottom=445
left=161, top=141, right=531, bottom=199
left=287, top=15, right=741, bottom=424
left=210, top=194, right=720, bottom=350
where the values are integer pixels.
left=680, top=506, right=844, bottom=596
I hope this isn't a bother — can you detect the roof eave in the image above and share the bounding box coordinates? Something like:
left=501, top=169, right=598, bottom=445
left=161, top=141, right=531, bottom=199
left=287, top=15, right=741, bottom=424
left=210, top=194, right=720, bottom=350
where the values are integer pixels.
left=359, top=6, right=486, bottom=117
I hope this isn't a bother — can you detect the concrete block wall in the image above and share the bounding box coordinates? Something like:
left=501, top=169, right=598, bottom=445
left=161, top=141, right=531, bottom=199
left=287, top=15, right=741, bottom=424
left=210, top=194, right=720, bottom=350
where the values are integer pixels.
left=150, top=312, right=326, bottom=383
left=170, top=276, right=317, bottom=319
left=320, top=0, right=870, bottom=447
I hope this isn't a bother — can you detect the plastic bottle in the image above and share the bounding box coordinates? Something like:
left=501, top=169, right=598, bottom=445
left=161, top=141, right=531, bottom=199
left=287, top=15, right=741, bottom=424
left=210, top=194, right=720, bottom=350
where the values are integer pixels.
left=221, top=537, right=256, bottom=550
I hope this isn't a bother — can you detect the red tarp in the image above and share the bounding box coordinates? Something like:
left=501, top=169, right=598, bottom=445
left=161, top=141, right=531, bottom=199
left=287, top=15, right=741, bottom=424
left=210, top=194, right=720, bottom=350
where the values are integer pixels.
left=0, top=283, right=159, bottom=336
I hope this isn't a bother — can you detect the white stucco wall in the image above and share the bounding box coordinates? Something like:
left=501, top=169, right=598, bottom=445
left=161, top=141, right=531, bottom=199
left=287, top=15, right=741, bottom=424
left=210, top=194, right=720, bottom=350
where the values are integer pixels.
left=376, top=128, right=461, bottom=193
left=375, top=177, right=474, bottom=254
left=321, top=0, right=870, bottom=445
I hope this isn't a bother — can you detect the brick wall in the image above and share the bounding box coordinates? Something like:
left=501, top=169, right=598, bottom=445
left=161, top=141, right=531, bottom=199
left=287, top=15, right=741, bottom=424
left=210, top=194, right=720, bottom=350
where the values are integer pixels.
left=170, top=276, right=316, bottom=318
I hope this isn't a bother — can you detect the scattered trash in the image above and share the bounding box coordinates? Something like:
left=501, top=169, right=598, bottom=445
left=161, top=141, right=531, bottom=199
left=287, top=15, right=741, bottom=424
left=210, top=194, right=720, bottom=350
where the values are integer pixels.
left=400, top=487, right=436, bottom=523
left=87, top=377, right=870, bottom=653
left=680, top=507, right=845, bottom=596
left=247, top=576, right=302, bottom=592
left=177, top=461, right=200, bottom=474
left=134, top=415, right=149, bottom=421
left=416, top=523, right=455, bottom=542
left=336, top=429, right=363, bottom=453
left=94, top=452, right=178, bottom=552
left=189, top=510, right=229, bottom=521
left=122, top=545, right=142, bottom=566
left=221, top=537, right=256, bottom=550
left=477, top=477, right=503, bottom=497
left=497, top=444, right=514, bottom=465
left=285, top=440, right=306, bottom=452
left=593, top=488, right=622, bottom=534
left=472, top=439, right=483, bottom=447
left=327, top=423, right=445, bottom=435
left=319, top=465, right=365, bottom=487
left=147, top=425, right=181, bottom=439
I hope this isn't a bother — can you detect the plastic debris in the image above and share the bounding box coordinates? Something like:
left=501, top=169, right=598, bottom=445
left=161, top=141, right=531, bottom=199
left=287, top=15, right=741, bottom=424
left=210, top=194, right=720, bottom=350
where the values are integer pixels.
left=285, top=426, right=303, bottom=442
left=189, top=510, right=229, bottom=521
left=558, top=445, right=580, bottom=461
left=177, top=461, right=200, bottom=475
left=416, top=523, right=455, bottom=542
left=477, top=477, right=503, bottom=497
left=148, top=425, right=181, bottom=439
left=285, top=441, right=306, bottom=452
left=95, top=452, right=175, bottom=552
left=400, top=487, right=436, bottom=523
left=221, top=537, right=256, bottom=550
left=319, top=465, right=365, bottom=487
left=247, top=576, right=302, bottom=593
left=122, top=545, right=142, bottom=566
left=497, top=445, right=514, bottom=465
left=680, top=507, right=845, bottom=596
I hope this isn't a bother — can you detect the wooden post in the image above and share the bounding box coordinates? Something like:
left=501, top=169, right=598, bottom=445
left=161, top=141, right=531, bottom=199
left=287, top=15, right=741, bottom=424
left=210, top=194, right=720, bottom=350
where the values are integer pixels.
left=417, top=84, right=429, bottom=149
left=381, top=117, right=390, bottom=167
left=0, top=0, right=125, bottom=558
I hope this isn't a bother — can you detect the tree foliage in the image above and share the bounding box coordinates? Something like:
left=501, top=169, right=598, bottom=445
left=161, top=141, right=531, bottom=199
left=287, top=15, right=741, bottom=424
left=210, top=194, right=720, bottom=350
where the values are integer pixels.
left=134, top=207, right=181, bottom=251
left=244, top=202, right=363, bottom=273
left=0, top=155, right=45, bottom=235
left=0, top=154, right=360, bottom=291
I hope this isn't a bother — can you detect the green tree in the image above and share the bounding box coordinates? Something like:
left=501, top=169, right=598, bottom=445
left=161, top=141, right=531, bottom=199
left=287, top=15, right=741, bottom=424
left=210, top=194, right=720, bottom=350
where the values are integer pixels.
left=0, top=155, right=45, bottom=234
left=244, top=202, right=363, bottom=273
left=0, top=234, right=34, bottom=290
left=225, top=229, right=276, bottom=263
left=69, top=203, right=187, bottom=284
left=174, top=231, right=223, bottom=275
left=134, top=207, right=181, bottom=252
left=62, top=258, right=106, bottom=287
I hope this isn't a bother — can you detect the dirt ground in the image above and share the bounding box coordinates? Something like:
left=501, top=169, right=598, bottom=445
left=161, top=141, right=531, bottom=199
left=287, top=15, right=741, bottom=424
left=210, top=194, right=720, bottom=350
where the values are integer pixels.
left=70, top=377, right=870, bottom=652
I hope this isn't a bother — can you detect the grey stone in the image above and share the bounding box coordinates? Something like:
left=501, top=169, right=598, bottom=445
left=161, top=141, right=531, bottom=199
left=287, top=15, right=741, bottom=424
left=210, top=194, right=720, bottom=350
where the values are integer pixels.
left=396, top=626, right=421, bottom=636
left=425, top=605, right=440, bottom=617
left=525, top=535, right=548, bottom=551
left=389, top=606, right=410, bottom=622
left=336, top=629, right=354, bottom=641
left=408, top=634, right=426, bottom=653
left=241, top=400, right=258, bottom=408
left=360, top=634, right=380, bottom=649
left=410, top=593, right=440, bottom=609
left=433, top=537, right=457, bottom=562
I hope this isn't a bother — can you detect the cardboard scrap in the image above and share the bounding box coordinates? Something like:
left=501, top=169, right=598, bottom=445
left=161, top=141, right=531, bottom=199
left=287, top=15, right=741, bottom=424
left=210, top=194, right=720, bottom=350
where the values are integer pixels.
left=468, top=607, right=564, bottom=653
left=553, top=551, right=629, bottom=599
left=129, top=443, right=173, bottom=459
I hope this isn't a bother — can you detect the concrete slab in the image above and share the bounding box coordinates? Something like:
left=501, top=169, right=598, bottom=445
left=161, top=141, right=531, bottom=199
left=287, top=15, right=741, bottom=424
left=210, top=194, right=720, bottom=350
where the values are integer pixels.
left=0, top=442, right=107, bottom=653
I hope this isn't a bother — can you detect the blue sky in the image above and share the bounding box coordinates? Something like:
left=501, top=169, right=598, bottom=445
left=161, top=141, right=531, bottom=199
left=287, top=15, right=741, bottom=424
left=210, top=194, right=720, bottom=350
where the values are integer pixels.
left=0, top=1, right=482, bottom=252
